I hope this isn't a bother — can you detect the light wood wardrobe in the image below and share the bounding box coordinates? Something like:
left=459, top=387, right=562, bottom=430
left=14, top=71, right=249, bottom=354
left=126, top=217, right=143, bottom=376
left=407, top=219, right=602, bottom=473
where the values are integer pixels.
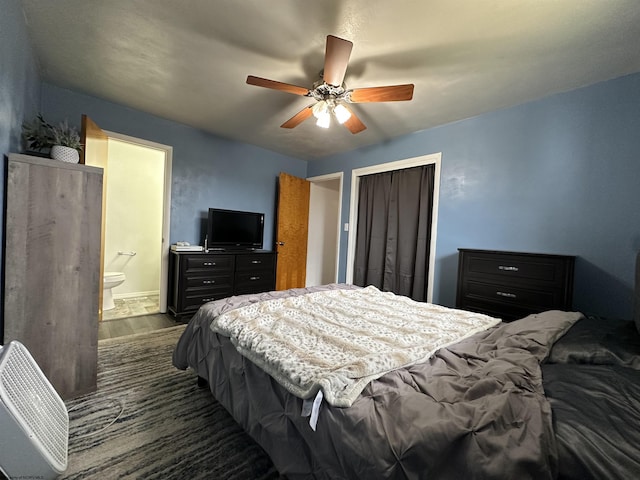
left=3, top=153, right=103, bottom=399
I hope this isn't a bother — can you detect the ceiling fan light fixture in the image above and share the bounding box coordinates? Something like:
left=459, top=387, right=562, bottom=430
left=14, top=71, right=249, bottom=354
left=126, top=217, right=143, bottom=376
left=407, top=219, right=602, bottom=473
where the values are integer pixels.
left=312, top=100, right=328, bottom=119
left=316, top=111, right=331, bottom=128
left=333, top=103, right=351, bottom=124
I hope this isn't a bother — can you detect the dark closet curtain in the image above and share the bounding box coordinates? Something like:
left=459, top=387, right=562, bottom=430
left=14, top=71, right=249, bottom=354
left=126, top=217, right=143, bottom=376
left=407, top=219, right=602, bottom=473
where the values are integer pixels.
left=353, top=164, right=435, bottom=301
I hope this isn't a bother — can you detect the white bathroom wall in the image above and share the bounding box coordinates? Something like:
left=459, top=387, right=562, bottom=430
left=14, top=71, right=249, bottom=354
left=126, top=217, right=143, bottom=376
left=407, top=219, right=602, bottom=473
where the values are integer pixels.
left=105, top=139, right=165, bottom=298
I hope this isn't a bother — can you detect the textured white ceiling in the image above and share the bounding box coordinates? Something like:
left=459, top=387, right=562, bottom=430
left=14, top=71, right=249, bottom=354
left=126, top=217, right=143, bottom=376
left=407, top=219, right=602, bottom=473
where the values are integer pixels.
left=20, top=0, right=640, bottom=160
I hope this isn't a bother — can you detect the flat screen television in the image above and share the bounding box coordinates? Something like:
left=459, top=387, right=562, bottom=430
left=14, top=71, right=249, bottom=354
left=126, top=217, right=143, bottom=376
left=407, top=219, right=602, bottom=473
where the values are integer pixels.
left=207, top=208, right=264, bottom=250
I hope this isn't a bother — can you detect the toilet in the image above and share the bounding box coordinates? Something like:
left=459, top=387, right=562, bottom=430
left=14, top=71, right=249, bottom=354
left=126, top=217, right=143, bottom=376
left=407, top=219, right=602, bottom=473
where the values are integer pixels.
left=103, top=272, right=126, bottom=311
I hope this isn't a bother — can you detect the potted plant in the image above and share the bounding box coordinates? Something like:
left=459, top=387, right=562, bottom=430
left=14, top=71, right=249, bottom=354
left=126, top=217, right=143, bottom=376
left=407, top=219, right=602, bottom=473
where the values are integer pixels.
left=22, top=114, right=83, bottom=163
left=50, top=120, right=83, bottom=163
left=22, top=113, right=54, bottom=154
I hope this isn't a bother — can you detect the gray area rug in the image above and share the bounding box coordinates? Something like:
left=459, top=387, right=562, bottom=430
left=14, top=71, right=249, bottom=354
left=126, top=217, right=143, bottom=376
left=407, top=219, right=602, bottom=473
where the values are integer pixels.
left=60, top=325, right=282, bottom=479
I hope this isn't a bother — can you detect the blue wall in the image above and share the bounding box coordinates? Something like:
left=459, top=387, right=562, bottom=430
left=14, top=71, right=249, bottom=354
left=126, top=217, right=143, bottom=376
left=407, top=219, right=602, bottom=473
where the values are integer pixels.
left=309, top=73, right=640, bottom=319
left=0, top=0, right=42, bottom=335
left=0, top=0, right=41, bottom=157
left=40, top=83, right=307, bottom=250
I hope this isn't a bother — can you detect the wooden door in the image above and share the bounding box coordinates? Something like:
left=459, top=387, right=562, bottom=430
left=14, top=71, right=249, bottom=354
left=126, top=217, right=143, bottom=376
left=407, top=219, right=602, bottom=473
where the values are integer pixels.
left=81, top=115, right=109, bottom=320
left=275, top=172, right=310, bottom=290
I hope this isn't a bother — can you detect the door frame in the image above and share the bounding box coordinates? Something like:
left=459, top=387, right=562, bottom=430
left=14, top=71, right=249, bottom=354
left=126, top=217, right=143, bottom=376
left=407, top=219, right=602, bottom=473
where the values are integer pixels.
left=345, top=152, right=441, bottom=302
left=104, top=130, right=173, bottom=313
left=306, top=172, right=343, bottom=285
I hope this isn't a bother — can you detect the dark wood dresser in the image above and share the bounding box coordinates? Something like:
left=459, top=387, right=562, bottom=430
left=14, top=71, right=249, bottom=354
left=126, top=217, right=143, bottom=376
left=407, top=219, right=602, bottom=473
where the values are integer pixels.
left=456, top=249, right=575, bottom=321
left=168, top=250, right=276, bottom=317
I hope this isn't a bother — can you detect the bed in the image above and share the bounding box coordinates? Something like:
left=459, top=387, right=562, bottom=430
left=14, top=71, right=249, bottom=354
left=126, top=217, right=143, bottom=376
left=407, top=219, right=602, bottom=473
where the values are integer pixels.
left=173, top=256, right=640, bottom=479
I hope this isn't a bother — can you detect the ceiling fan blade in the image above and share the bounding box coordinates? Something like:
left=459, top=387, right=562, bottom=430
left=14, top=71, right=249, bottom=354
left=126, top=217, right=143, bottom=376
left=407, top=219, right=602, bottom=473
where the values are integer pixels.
left=349, top=84, right=414, bottom=103
left=281, top=105, right=314, bottom=129
left=246, top=75, right=310, bottom=96
left=323, top=35, right=353, bottom=87
left=342, top=105, right=367, bottom=134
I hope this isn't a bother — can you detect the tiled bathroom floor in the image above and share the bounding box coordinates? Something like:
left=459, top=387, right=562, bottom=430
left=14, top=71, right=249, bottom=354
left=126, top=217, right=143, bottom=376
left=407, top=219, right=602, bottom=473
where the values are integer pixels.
left=103, top=295, right=160, bottom=321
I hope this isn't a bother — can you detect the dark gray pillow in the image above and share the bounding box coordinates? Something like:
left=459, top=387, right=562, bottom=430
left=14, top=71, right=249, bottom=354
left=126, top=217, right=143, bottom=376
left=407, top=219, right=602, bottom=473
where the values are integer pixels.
left=547, top=316, right=640, bottom=368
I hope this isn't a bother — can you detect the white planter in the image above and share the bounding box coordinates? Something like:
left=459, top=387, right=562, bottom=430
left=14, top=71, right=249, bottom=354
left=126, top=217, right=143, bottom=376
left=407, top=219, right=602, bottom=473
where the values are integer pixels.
left=51, top=145, right=80, bottom=163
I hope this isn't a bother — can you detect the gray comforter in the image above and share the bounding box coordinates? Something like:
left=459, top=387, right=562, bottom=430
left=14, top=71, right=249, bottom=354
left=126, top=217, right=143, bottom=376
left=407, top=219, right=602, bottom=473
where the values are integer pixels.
left=173, top=284, right=582, bottom=479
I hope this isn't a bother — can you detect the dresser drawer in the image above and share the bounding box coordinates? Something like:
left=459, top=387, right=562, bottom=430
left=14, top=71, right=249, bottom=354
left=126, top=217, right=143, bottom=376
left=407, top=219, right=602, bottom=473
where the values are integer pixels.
left=463, top=252, right=569, bottom=286
left=460, top=298, right=536, bottom=322
left=184, top=254, right=234, bottom=272
left=235, top=283, right=274, bottom=296
left=235, top=271, right=274, bottom=294
left=235, top=253, right=276, bottom=271
left=462, top=280, right=565, bottom=311
left=184, top=273, right=233, bottom=289
left=181, top=288, right=233, bottom=312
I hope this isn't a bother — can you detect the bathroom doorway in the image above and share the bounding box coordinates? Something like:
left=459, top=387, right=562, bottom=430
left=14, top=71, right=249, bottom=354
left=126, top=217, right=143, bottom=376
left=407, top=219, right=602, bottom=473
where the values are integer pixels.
left=102, top=132, right=172, bottom=320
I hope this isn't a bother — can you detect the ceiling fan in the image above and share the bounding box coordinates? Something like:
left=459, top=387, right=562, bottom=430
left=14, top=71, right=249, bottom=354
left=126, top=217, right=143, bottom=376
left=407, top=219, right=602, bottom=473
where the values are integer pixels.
left=246, top=35, right=414, bottom=134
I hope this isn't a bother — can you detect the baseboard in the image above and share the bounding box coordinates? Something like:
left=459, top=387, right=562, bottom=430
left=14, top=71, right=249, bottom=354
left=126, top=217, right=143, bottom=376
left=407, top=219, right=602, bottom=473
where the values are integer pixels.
left=114, top=290, right=160, bottom=300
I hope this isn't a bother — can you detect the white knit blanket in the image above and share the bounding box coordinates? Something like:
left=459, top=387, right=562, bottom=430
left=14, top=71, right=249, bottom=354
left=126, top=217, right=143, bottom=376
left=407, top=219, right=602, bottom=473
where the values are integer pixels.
left=212, top=286, right=501, bottom=407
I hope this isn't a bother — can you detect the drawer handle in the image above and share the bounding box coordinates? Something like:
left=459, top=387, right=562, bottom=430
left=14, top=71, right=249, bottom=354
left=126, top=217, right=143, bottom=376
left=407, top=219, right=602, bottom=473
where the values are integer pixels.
left=249, top=276, right=261, bottom=281
left=203, top=262, right=216, bottom=266
left=202, top=298, right=213, bottom=303
left=202, top=280, right=215, bottom=284
left=498, top=265, right=519, bottom=272
left=251, top=260, right=262, bottom=264
left=496, top=291, right=517, bottom=298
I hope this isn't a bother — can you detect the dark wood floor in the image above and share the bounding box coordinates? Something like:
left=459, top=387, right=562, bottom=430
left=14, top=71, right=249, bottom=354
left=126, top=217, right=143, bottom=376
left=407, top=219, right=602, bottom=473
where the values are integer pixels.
left=98, top=313, right=186, bottom=340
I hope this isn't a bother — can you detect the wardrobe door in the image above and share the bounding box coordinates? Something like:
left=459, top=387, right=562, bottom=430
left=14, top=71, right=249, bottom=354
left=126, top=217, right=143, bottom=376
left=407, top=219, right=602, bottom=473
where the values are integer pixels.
left=4, top=154, right=103, bottom=399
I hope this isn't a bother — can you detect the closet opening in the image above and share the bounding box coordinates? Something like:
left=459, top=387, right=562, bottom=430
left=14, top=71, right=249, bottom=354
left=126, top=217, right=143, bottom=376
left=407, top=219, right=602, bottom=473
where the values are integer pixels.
left=346, top=153, right=441, bottom=302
